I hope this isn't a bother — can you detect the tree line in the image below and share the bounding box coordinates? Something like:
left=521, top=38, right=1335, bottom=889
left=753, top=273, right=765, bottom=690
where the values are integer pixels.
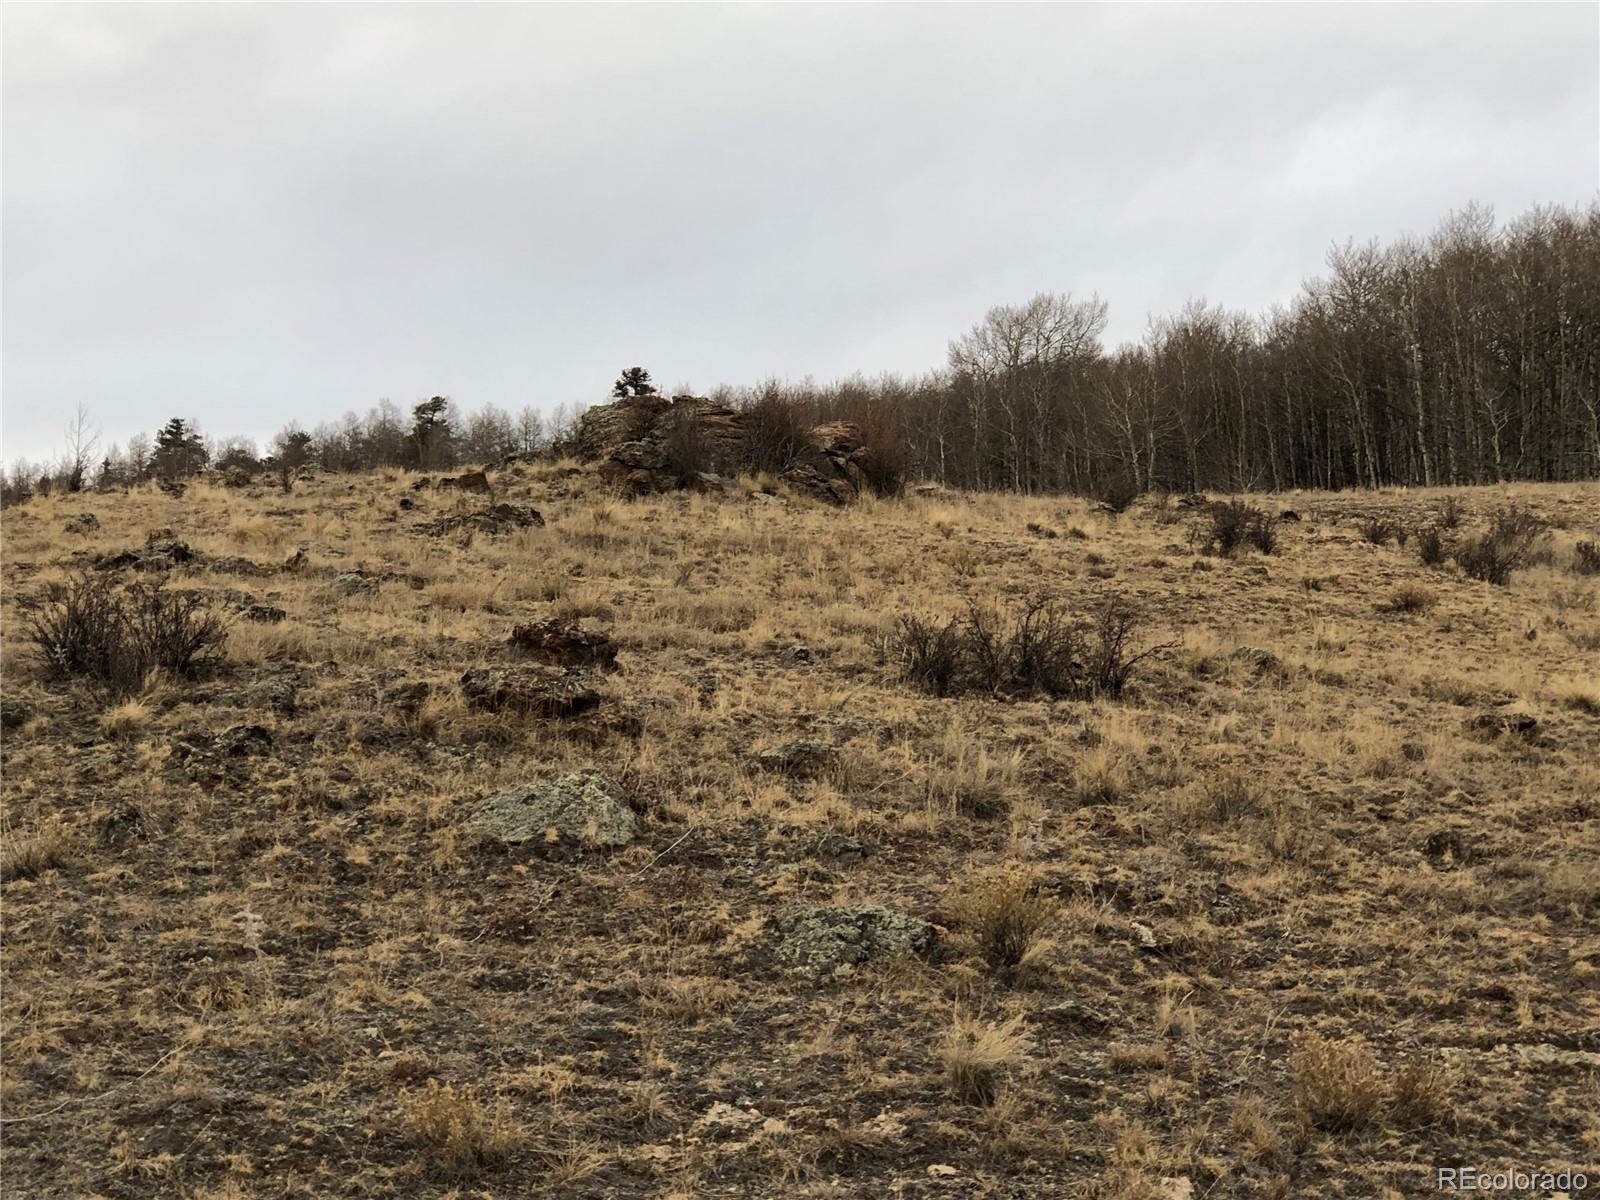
left=7, top=200, right=1596, bottom=505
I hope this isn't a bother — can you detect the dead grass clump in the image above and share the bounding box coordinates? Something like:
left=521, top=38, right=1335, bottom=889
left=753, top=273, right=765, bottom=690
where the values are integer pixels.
left=1288, top=1033, right=1385, bottom=1134
left=1230, top=1096, right=1282, bottom=1161
left=1074, top=747, right=1131, bottom=807
left=937, top=1012, right=1026, bottom=1105
left=28, top=573, right=229, bottom=698
left=398, top=1080, right=522, bottom=1175
left=924, top=739, right=1021, bottom=821
left=951, top=868, right=1056, bottom=978
left=98, top=698, right=153, bottom=740
left=1387, top=1059, right=1460, bottom=1131
left=1194, top=770, right=1261, bottom=822
left=0, top=825, right=73, bottom=882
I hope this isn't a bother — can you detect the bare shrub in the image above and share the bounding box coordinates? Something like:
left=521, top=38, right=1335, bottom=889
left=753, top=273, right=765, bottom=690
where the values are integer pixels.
left=1416, top=525, right=1449, bottom=566
left=1436, top=495, right=1464, bottom=529
left=951, top=868, right=1056, bottom=977
left=28, top=574, right=230, bottom=699
left=1090, top=472, right=1141, bottom=514
left=1358, top=517, right=1399, bottom=546
left=1199, top=500, right=1277, bottom=556
left=1454, top=507, right=1546, bottom=587
left=1379, top=586, right=1436, bottom=614
left=1572, top=540, right=1600, bottom=577
left=849, top=403, right=909, bottom=498
left=1085, top=595, right=1174, bottom=698
left=893, top=594, right=1171, bottom=700
left=661, top=406, right=709, bottom=485
left=895, top=615, right=965, bottom=698
left=740, top=385, right=811, bottom=475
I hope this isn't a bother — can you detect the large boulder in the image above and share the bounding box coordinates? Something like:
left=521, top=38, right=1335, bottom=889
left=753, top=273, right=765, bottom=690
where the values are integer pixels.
left=472, top=771, right=639, bottom=848
left=781, top=421, right=874, bottom=505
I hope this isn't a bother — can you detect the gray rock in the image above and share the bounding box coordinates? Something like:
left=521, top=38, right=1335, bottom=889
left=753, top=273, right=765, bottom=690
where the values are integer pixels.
left=333, top=572, right=377, bottom=595
left=751, top=738, right=839, bottom=779
left=382, top=679, right=432, bottom=715
left=245, top=677, right=299, bottom=716
left=768, top=904, right=934, bottom=975
left=473, top=771, right=638, bottom=848
left=459, top=665, right=601, bottom=717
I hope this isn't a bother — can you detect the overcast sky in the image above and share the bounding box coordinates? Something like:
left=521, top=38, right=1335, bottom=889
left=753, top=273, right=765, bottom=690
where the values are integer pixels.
left=3, top=4, right=1597, bottom=463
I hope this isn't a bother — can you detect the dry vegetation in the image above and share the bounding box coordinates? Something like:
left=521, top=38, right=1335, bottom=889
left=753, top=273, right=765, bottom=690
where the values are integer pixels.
left=2, top=465, right=1597, bottom=1198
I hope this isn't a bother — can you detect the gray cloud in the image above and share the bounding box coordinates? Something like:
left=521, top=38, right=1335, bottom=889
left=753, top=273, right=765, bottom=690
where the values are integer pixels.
left=4, top=3, right=1596, bottom=461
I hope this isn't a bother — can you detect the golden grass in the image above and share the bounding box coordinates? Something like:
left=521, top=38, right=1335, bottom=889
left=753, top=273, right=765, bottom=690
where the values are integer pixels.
left=0, top=471, right=1595, bottom=1196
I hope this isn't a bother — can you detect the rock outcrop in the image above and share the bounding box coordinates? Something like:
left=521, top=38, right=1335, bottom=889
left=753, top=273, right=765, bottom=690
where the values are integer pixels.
left=574, top=394, right=882, bottom=504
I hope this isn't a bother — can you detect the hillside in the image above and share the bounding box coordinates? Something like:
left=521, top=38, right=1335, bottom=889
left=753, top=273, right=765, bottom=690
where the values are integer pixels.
left=2, top=466, right=1597, bottom=1198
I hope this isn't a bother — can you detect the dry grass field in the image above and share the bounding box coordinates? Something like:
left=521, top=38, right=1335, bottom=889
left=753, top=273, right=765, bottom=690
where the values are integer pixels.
left=2, top=465, right=1597, bottom=1199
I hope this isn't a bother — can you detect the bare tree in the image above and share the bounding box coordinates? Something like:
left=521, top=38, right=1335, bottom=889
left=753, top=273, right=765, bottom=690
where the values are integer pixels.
left=61, top=403, right=100, bottom=493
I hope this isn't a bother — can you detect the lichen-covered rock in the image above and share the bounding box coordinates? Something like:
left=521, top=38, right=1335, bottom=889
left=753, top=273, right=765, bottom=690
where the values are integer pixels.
left=210, top=555, right=266, bottom=577
left=458, top=665, right=600, bottom=717
left=333, top=572, right=378, bottom=596
left=473, top=771, right=638, bottom=848
left=382, top=679, right=432, bottom=716
left=420, top=504, right=544, bottom=537
left=768, top=904, right=934, bottom=975
left=751, top=739, right=839, bottom=779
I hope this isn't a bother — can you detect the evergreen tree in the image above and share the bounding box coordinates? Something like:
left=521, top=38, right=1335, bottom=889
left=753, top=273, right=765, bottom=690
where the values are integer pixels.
left=612, top=367, right=658, bottom=399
